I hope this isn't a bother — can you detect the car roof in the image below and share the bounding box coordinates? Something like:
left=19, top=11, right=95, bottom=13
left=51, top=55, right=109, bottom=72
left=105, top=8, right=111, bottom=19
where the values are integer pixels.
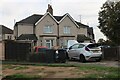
left=74, top=43, right=92, bottom=46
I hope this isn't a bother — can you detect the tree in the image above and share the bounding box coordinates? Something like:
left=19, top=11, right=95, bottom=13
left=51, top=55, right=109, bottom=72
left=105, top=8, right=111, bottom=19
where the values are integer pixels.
left=98, top=1, right=120, bottom=45
left=98, top=38, right=105, bottom=43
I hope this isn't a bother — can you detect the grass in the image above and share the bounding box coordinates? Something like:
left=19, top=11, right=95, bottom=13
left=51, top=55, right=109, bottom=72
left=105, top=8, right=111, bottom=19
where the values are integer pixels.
left=14, top=66, right=28, bottom=70
left=2, top=74, right=41, bottom=80
left=2, top=61, right=76, bottom=67
left=2, top=64, right=28, bottom=70
left=76, top=65, right=119, bottom=78
left=2, top=61, right=120, bottom=79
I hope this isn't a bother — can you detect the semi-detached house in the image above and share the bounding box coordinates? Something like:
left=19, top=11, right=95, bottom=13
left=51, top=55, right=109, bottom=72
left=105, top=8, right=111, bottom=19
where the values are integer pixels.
left=14, top=4, right=94, bottom=48
left=0, top=25, right=13, bottom=41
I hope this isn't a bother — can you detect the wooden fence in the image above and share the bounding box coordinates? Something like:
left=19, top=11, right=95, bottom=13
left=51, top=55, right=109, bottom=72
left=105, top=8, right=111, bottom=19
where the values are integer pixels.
left=102, top=46, right=120, bottom=61
left=4, top=40, right=31, bottom=61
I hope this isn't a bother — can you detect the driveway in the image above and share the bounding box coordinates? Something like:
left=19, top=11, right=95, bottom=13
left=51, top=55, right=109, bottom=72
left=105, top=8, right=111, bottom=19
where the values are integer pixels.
left=66, top=60, right=119, bottom=67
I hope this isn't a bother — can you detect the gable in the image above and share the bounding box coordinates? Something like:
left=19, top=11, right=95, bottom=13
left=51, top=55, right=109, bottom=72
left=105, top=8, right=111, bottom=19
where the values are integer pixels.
left=59, top=13, right=79, bottom=28
left=35, top=13, right=58, bottom=36
left=35, top=12, right=58, bottom=26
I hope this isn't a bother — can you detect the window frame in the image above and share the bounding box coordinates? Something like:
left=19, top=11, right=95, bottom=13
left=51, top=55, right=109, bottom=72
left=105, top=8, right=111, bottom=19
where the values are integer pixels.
left=64, top=26, right=71, bottom=34
left=44, top=25, right=53, bottom=33
left=45, top=39, right=54, bottom=48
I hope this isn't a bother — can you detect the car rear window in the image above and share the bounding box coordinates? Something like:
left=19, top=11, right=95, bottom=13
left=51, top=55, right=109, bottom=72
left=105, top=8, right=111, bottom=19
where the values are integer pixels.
left=87, top=44, right=100, bottom=49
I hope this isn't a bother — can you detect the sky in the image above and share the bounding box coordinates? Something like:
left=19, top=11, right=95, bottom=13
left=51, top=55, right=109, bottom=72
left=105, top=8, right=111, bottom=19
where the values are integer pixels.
left=0, top=0, right=108, bottom=42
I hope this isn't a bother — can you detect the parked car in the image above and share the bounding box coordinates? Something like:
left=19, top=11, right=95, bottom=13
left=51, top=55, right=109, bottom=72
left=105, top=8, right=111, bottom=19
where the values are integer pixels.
left=64, top=40, right=78, bottom=59
left=68, top=43, right=102, bottom=62
left=33, top=46, right=48, bottom=53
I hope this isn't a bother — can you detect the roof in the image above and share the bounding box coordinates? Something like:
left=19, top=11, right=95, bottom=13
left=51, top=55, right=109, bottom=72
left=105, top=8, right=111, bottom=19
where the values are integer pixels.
left=54, top=15, right=65, bottom=21
left=75, top=21, right=89, bottom=28
left=17, top=14, right=43, bottom=24
left=16, top=13, right=89, bottom=28
left=0, top=25, right=13, bottom=34
left=17, top=14, right=64, bottom=25
left=59, top=13, right=79, bottom=28
left=17, top=34, right=38, bottom=41
left=77, top=34, right=91, bottom=42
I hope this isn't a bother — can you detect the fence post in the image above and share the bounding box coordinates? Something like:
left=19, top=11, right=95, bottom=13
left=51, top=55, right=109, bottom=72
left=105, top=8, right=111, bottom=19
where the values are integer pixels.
left=118, top=46, right=120, bottom=61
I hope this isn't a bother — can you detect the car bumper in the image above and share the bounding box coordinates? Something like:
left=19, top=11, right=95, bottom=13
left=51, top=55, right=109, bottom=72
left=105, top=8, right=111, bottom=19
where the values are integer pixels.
left=85, top=53, right=102, bottom=60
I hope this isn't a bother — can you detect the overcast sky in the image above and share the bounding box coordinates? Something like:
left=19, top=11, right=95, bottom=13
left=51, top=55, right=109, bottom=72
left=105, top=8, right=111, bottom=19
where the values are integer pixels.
left=0, top=0, right=107, bottom=42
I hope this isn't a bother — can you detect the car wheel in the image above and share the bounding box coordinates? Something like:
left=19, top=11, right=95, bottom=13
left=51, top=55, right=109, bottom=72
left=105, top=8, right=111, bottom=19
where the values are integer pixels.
left=79, top=55, right=86, bottom=63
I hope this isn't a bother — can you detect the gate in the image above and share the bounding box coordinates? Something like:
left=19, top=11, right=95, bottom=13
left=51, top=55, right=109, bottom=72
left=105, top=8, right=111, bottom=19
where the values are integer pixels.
left=4, top=40, right=31, bottom=61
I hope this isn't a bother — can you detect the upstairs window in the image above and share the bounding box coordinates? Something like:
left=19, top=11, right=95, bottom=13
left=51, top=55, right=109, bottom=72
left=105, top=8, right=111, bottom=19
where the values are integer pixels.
left=44, top=25, right=53, bottom=33
left=64, top=26, right=70, bottom=34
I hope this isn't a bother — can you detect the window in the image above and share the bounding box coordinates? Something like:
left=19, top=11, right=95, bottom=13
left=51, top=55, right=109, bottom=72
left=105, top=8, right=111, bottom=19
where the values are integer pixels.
left=44, top=25, right=53, bottom=33
left=64, top=40, right=68, bottom=46
left=7, top=35, right=11, bottom=40
left=64, top=26, right=70, bottom=34
left=78, top=44, right=85, bottom=48
left=45, top=39, right=53, bottom=48
left=71, top=44, right=79, bottom=49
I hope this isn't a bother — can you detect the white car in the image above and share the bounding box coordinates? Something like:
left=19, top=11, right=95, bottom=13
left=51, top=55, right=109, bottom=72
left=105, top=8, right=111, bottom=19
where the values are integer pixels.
left=68, top=43, right=102, bottom=62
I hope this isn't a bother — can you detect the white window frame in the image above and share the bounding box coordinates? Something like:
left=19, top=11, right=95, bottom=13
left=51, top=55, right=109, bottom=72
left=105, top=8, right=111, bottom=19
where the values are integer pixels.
left=45, top=39, right=53, bottom=48
left=64, top=26, right=70, bottom=34
left=44, top=25, right=53, bottom=33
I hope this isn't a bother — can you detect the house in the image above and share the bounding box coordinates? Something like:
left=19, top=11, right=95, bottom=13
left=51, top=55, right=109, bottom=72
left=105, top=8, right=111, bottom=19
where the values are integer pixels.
left=14, top=4, right=94, bottom=48
left=0, top=25, right=14, bottom=60
left=0, top=25, right=14, bottom=41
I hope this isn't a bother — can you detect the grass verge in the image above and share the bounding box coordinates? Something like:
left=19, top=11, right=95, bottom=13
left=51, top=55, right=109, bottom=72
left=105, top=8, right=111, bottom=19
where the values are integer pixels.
left=2, top=74, right=41, bottom=80
left=2, top=61, right=120, bottom=79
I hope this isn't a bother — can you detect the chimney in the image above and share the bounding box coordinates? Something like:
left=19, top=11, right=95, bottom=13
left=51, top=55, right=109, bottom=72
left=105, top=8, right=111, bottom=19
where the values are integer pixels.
left=47, top=4, right=53, bottom=15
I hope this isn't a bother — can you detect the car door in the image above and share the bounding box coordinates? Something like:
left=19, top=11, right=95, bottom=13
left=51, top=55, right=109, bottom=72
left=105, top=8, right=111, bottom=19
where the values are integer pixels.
left=76, top=44, right=85, bottom=56
left=68, top=44, right=79, bottom=58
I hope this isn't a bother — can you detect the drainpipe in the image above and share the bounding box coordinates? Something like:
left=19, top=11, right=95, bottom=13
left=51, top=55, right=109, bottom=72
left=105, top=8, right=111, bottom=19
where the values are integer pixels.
left=33, top=24, right=35, bottom=34
left=57, top=23, right=59, bottom=46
